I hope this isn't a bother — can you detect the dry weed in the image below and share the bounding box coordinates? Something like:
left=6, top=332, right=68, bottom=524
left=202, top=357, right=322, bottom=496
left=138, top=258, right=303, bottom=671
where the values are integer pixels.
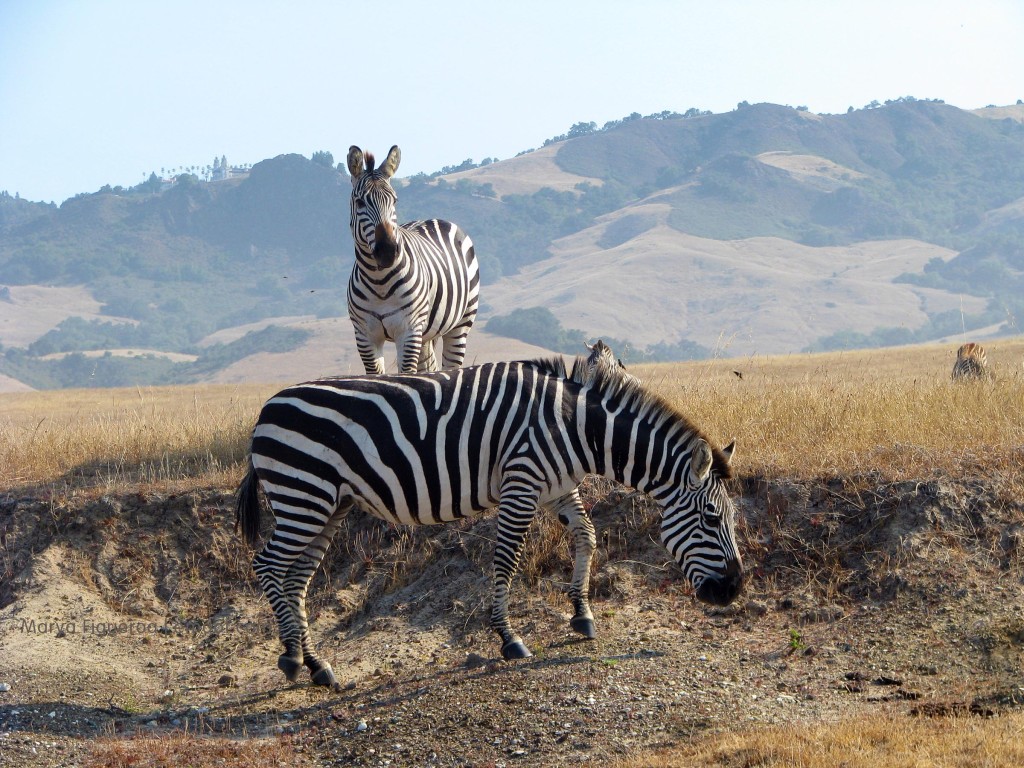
left=2, top=341, right=1022, bottom=496
left=85, top=731, right=301, bottom=767
left=635, top=337, right=1024, bottom=480
left=615, top=711, right=1024, bottom=768
left=0, top=383, right=271, bottom=493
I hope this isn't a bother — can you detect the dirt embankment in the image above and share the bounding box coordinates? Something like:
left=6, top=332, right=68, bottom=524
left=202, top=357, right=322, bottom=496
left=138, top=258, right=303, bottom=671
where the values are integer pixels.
left=1, top=471, right=1023, bottom=766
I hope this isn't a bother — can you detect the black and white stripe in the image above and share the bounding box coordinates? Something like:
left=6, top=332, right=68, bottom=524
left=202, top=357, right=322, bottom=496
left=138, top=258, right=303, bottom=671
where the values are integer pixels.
left=346, top=145, right=479, bottom=374
left=237, top=349, right=743, bottom=687
left=952, top=342, right=989, bottom=381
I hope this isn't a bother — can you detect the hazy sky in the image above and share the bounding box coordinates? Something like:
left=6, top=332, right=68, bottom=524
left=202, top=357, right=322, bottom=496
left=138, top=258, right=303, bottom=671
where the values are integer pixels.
left=2, top=1, right=1022, bottom=204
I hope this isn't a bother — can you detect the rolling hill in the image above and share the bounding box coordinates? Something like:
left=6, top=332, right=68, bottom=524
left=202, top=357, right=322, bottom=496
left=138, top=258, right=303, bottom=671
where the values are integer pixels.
left=2, top=98, right=1023, bottom=389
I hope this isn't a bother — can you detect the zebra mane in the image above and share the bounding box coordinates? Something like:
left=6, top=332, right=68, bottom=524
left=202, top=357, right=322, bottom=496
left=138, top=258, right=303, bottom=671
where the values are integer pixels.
left=364, top=151, right=376, bottom=173
left=571, top=355, right=734, bottom=480
left=528, top=356, right=568, bottom=378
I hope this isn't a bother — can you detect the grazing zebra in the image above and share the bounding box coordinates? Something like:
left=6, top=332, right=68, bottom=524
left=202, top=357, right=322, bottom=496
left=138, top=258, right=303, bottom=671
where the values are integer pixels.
left=346, top=145, right=480, bottom=374
left=952, top=342, right=989, bottom=381
left=237, top=346, right=743, bottom=687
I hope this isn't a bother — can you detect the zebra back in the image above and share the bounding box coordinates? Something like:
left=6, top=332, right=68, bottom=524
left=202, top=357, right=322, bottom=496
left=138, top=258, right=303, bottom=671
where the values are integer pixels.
left=952, top=342, right=988, bottom=381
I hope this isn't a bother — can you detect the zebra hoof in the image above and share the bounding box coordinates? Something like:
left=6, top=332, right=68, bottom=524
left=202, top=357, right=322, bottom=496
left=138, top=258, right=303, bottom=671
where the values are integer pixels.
left=570, top=615, right=597, bottom=639
left=277, top=654, right=303, bottom=682
left=501, top=639, right=533, bottom=660
left=310, top=664, right=337, bottom=688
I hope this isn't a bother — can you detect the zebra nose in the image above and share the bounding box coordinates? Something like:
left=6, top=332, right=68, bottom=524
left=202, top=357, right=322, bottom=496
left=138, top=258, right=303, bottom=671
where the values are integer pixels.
left=373, top=223, right=399, bottom=267
left=695, top=566, right=743, bottom=606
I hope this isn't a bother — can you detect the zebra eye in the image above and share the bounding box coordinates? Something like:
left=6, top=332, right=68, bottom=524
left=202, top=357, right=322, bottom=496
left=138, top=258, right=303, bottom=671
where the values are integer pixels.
left=703, top=503, right=721, bottom=526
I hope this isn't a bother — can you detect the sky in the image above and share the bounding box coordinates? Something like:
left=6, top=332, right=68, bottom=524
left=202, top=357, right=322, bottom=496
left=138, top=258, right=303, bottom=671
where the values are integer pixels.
left=2, top=0, right=1023, bottom=205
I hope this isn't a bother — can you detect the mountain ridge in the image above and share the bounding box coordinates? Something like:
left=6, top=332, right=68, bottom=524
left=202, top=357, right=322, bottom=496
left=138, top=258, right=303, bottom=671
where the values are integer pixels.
left=2, top=99, right=1023, bottom=388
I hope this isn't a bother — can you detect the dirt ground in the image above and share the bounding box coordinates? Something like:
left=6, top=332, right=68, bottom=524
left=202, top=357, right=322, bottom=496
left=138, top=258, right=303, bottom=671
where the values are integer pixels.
left=2, top=471, right=1023, bottom=767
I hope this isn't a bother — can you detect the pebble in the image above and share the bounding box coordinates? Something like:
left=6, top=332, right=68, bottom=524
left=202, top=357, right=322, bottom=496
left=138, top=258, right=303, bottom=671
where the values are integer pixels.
left=356, top=719, right=368, bottom=732
left=0, top=683, right=10, bottom=693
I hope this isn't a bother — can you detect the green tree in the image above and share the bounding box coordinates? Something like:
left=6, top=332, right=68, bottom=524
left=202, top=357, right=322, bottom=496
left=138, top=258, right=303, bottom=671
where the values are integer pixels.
left=311, top=150, right=334, bottom=168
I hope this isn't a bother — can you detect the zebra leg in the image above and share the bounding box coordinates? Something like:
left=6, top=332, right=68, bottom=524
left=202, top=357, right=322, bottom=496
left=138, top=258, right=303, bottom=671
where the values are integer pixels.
left=353, top=324, right=386, bottom=375
left=416, top=338, right=439, bottom=373
left=252, top=506, right=342, bottom=683
left=285, top=507, right=349, bottom=687
left=491, top=486, right=540, bottom=660
left=440, top=320, right=475, bottom=370
left=251, top=541, right=307, bottom=682
left=550, top=489, right=598, bottom=639
left=395, top=331, right=424, bottom=374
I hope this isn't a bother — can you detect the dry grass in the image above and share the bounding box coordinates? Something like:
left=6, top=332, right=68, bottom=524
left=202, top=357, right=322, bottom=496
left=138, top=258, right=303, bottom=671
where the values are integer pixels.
left=86, top=732, right=301, bottom=767
left=2, top=340, right=1021, bottom=496
left=0, top=383, right=274, bottom=493
left=615, top=711, right=1024, bottom=768
left=634, top=337, right=1024, bottom=480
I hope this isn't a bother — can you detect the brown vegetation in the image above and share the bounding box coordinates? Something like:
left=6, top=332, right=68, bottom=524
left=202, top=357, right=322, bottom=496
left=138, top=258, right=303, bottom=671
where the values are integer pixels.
left=615, top=712, right=1024, bottom=768
left=4, top=339, right=1021, bottom=493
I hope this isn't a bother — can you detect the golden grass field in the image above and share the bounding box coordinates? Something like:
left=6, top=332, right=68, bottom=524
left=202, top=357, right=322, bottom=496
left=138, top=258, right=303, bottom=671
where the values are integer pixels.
left=2, top=338, right=1021, bottom=494
left=2, top=337, right=1023, bottom=767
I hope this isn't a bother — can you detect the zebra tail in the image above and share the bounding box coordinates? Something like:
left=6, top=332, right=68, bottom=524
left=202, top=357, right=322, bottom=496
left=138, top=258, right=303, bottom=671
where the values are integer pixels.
left=236, top=459, right=262, bottom=547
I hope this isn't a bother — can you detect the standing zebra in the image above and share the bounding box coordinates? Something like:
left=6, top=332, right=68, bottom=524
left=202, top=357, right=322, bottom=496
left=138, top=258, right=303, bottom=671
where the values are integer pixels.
left=346, top=145, right=480, bottom=374
left=237, top=346, right=743, bottom=687
left=952, top=342, right=989, bottom=381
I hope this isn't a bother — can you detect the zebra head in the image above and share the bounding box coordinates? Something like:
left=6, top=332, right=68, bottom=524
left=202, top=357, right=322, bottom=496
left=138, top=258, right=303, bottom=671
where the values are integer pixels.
left=347, top=145, right=402, bottom=268
left=660, top=438, right=743, bottom=606
left=570, top=339, right=638, bottom=387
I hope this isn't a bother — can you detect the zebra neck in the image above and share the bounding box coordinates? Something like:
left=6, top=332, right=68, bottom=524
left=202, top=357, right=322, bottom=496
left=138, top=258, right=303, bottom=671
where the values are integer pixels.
left=584, top=395, right=690, bottom=499
left=352, top=236, right=411, bottom=276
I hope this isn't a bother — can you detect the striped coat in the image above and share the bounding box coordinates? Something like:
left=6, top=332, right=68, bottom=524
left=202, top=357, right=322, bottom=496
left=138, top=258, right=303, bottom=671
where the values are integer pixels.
left=346, top=145, right=479, bottom=374
left=237, top=349, right=743, bottom=686
left=952, top=342, right=989, bottom=381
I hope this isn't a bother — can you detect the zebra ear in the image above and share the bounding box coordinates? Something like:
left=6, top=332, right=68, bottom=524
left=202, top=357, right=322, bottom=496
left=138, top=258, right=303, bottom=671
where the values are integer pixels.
left=381, top=145, right=401, bottom=178
left=688, top=440, right=713, bottom=485
left=347, top=146, right=364, bottom=183
left=722, top=440, right=736, bottom=465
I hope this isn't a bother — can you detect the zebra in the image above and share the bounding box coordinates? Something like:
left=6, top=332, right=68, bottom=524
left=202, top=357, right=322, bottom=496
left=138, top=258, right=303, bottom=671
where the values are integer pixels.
left=236, top=345, right=743, bottom=687
left=346, top=144, right=480, bottom=374
left=581, top=339, right=635, bottom=385
left=952, top=342, right=989, bottom=381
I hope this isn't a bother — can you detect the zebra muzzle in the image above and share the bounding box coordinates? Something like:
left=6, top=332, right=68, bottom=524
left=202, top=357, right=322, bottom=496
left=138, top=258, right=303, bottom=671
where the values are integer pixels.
left=695, top=566, right=744, bottom=606
left=373, top=222, right=399, bottom=268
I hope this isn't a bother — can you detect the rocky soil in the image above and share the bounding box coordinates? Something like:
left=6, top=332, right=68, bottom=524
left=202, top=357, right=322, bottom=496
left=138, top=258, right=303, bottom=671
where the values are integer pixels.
left=2, top=471, right=1023, bottom=767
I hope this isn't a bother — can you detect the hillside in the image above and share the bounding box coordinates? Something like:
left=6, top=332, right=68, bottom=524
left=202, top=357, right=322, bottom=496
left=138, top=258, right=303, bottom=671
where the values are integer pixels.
left=3, top=99, right=1024, bottom=388
left=484, top=207, right=984, bottom=356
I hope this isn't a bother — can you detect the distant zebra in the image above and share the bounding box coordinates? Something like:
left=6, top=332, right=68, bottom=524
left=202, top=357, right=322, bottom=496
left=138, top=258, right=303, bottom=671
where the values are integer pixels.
left=236, top=347, right=743, bottom=687
left=346, top=145, right=479, bottom=374
left=580, top=339, right=636, bottom=385
left=952, top=342, right=988, bottom=381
